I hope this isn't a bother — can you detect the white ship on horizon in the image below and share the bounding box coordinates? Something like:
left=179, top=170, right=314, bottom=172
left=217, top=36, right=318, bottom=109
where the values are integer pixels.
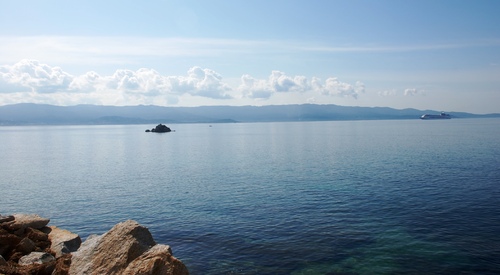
left=420, top=112, right=451, bottom=119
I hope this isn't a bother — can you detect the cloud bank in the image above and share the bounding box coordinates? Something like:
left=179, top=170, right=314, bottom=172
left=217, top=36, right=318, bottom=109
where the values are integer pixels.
left=0, top=60, right=365, bottom=106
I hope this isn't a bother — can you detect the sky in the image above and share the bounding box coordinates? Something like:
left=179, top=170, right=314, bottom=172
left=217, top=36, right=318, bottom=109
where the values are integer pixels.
left=0, top=0, right=499, bottom=114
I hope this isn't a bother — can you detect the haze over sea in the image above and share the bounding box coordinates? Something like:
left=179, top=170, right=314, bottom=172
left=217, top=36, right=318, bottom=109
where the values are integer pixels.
left=1, top=118, right=500, bottom=274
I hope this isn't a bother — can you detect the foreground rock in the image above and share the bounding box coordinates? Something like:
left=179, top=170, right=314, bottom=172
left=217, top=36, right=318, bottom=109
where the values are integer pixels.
left=0, top=214, right=68, bottom=274
left=0, top=215, right=14, bottom=224
left=19, top=252, right=55, bottom=265
left=1, top=215, right=188, bottom=275
left=70, top=220, right=188, bottom=275
left=7, top=214, right=50, bottom=232
left=43, top=226, right=82, bottom=258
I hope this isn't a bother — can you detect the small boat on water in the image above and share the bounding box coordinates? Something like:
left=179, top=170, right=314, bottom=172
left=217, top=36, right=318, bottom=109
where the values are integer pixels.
left=420, top=112, right=451, bottom=119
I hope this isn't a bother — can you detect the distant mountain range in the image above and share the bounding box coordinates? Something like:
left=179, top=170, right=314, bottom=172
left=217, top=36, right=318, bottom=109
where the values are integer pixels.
left=0, top=103, right=499, bottom=125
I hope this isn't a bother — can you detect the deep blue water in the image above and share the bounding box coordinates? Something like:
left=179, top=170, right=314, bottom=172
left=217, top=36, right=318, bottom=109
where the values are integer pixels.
left=1, top=119, right=500, bottom=274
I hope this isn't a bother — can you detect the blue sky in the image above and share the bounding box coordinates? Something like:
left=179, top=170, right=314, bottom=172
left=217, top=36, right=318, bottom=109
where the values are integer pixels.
left=1, top=0, right=499, bottom=113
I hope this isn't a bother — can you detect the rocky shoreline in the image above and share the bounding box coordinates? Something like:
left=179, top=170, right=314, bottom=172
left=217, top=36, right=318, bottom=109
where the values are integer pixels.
left=0, top=214, right=188, bottom=275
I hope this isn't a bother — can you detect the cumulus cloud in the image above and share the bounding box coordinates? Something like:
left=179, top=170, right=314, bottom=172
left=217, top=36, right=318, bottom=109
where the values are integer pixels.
left=269, top=71, right=309, bottom=92
left=238, top=71, right=363, bottom=99
left=311, top=77, right=365, bottom=99
left=69, top=71, right=102, bottom=92
left=0, top=60, right=233, bottom=105
left=0, top=60, right=365, bottom=105
left=0, top=59, right=73, bottom=93
left=178, top=67, right=232, bottom=99
left=238, top=74, right=273, bottom=98
left=238, top=71, right=312, bottom=99
left=103, top=68, right=171, bottom=96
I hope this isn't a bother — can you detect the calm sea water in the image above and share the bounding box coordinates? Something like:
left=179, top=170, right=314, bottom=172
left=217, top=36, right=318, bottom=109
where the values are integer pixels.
left=1, top=119, right=500, bottom=274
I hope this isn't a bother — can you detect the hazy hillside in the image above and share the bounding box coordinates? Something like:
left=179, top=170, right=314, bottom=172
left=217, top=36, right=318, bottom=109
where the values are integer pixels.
left=0, top=103, right=498, bottom=125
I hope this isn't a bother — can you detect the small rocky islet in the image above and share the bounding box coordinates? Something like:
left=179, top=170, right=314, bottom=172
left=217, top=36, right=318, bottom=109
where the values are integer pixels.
left=145, top=124, right=172, bottom=133
left=0, top=214, right=188, bottom=275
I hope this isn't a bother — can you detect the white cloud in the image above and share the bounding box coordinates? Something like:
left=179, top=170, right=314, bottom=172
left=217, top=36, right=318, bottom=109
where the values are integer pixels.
left=307, top=97, right=317, bottom=103
left=103, top=68, right=173, bottom=97
left=162, top=66, right=232, bottom=99
left=269, top=71, right=309, bottom=92
left=376, top=88, right=426, bottom=97
left=0, top=59, right=73, bottom=93
left=238, top=74, right=273, bottom=99
left=0, top=60, right=233, bottom=104
left=69, top=71, right=102, bottom=92
left=404, top=88, right=425, bottom=96
left=182, top=67, right=232, bottom=99
left=312, top=77, right=365, bottom=99
left=0, top=60, right=365, bottom=106
left=378, top=89, right=397, bottom=96
left=238, top=71, right=312, bottom=99
left=238, top=71, right=363, bottom=99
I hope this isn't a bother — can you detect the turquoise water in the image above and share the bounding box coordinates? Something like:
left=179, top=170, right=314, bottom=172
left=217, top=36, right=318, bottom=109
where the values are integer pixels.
left=1, top=119, right=500, bottom=274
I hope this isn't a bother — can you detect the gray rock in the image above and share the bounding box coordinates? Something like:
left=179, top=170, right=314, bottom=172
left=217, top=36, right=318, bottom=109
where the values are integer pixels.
left=18, top=252, right=55, bottom=265
left=43, top=226, right=82, bottom=258
left=10, top=214, right=50, bottom=231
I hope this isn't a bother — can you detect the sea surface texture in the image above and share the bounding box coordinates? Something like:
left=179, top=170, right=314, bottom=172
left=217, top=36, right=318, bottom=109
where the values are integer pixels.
left=1, top=119, right=499, bottom=274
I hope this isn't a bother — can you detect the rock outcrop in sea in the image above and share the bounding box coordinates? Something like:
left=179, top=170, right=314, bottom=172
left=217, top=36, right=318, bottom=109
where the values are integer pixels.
left=0, top=214, right=188, bottom=275
left=145, top=124, right=172, bottom=133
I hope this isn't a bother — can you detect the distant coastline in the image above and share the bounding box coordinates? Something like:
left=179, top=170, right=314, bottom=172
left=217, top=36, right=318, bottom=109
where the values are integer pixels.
left=1, top=103, right=499, bottom=126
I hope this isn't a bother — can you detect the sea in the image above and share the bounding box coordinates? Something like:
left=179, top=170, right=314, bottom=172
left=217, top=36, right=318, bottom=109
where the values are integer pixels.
left=1, top=118, right=499, bottom=274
